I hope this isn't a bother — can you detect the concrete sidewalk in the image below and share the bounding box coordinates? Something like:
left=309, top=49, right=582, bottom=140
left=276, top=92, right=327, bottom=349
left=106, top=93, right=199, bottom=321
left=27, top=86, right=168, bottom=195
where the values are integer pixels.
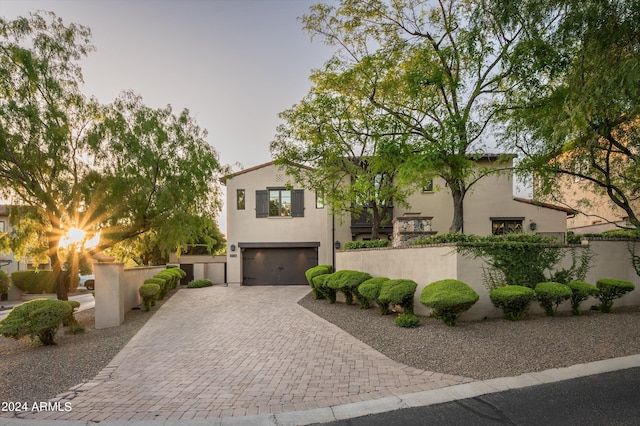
left=2, top=286, right=640, bottom=425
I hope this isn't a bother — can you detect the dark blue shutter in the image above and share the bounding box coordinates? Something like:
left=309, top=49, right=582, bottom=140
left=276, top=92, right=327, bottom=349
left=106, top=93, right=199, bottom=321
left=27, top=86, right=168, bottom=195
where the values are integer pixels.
left=292, top=189, right=304, bottom=217
left=256, top=190, right=268, bottom=218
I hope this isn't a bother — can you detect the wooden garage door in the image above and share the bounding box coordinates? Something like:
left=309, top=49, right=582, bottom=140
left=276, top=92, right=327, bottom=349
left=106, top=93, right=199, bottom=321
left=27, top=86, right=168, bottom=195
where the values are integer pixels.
left=242, top=248, right=318, bottom=285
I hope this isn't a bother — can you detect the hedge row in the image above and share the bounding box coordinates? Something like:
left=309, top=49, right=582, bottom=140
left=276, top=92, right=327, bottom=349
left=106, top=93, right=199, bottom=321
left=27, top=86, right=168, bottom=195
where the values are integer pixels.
left=490, top=278, right=635, bottom=320
left=138, top=267, right=186, bottom=311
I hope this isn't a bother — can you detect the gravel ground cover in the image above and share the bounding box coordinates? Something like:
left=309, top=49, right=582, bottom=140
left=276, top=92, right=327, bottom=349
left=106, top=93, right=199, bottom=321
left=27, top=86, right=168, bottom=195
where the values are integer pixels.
left=0, top=292, right=172, bottom=404
left=298, top=292, right=640, bottom=380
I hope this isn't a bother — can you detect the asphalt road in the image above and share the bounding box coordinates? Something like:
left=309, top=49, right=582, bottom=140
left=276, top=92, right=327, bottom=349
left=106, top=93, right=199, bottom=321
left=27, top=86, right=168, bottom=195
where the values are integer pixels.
left=319, top=367, right=640, bottom=426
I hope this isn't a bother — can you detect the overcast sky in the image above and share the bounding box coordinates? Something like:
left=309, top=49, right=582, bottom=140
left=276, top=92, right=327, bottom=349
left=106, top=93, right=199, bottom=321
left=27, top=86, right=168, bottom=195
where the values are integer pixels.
left=0, top=0, right=338, bottom=233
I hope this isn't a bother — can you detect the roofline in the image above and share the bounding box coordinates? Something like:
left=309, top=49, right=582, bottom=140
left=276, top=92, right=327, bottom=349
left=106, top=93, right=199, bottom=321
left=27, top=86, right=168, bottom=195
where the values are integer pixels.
left=513, top=197, right=578, bottom=215
left=220, top=161, right=313, bottom=184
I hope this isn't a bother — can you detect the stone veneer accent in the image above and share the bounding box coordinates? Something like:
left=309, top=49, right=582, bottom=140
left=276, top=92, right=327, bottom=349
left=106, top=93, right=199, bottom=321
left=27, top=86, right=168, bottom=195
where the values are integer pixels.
left=392, top=216, right=437, bottom=248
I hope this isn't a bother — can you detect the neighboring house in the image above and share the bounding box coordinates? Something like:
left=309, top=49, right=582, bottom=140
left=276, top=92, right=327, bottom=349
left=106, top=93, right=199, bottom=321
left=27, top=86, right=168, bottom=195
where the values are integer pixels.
left=223, top=157, right=573, bottom=286
left=0, top=205, right=30, bottom=275
left=547, top=176, right=637, bottom=234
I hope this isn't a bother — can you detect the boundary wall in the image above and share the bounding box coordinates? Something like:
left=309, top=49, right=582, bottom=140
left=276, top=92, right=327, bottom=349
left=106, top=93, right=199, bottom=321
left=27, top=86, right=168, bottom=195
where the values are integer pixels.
left=336, top=240, right=640, bottom=321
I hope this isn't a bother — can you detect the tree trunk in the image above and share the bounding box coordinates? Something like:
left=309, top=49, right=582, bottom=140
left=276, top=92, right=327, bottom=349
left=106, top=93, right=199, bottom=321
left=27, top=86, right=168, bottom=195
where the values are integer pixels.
left=448, top=183, right=465, bottom=233
left=370, top=206, right=380, bottom=240
left=48, top=233, right=68, bottom=301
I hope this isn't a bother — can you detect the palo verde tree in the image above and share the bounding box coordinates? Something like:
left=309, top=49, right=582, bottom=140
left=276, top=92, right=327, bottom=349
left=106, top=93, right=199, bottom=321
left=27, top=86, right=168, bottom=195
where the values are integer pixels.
left=271, top=71, right=420, bottom=238
left=0, top=12, right=225, bottom=299
left=500, top=0, right=640, bottom=228
left=300, top=0, right=540, bottom=232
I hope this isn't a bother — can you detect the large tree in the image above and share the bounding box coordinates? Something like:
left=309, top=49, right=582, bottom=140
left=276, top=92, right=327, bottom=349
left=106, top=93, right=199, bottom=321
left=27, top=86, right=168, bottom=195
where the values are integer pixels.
left=0, top=12, right=225, bottom=299
left=271, top=70, right=421, bottom=238
left=499, top=0, right=640, bottom=228
left=298, top=0, right=539, bottom=232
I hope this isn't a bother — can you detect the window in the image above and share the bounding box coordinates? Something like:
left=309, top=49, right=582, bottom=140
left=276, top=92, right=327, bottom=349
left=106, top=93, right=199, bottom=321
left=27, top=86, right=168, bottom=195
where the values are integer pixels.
left=237, top=189, right=245, bottom=210
left=422, top=179, right=434, bottom=192
left=256, top=188, right=305, bottom=218
left=270, top=189, right=292, bottom=216
left=491, top=218, right=523, bottom=235
left=316, top=192, right=324, bottom=209
left=0, top=221, right=4, bottom=233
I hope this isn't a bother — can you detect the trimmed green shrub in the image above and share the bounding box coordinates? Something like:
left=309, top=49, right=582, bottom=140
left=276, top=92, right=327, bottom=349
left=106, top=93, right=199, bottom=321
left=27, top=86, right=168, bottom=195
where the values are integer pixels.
left=420, top=279, right=479, bottom=326
left=10, top=270, right=57, bottom=293
left=305, top=265, right=333, bottom=300
left=395, top=312, right=420, bottom=328
left=344, top=239, right=391, bottom=250
left=358, top=277, right=391, bottom=314
left=534, top=282, right=572, bottom=316
left=186, top=279, right=213, bottom=288
left=379, top=279, right=418, bottom=314
left=144, top=278, right=166, bottom=304
left=0, top=298, right=72, bottom=345
left=63, top=300, right=81, bottom=327
left=312, top=273, right=336, bottom=303
left=139, top=283, right=161, bottom=311
left=596, top=278, right=635, bottom=313
left=0, top=270, right=10, bottom=295
left=567, top=280, right=599, bottom=315
left=489, top=285, right=535, bottom=321
left=156, top=271, right=178, bottom=291
left=326, top=270, right=372, bottom=308
left=166, top=265, right=187, bottom=278
left=154, top=273, right=174, bottom=299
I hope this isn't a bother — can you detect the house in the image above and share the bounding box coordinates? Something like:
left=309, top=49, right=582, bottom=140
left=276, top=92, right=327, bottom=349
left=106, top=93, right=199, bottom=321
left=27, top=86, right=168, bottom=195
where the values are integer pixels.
left=222, top=156, right=573, bottom=286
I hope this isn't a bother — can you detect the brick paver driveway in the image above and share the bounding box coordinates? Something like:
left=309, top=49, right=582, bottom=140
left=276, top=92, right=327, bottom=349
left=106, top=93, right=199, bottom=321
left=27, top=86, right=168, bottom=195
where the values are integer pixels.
left=16, top=286, right=472, bottom=422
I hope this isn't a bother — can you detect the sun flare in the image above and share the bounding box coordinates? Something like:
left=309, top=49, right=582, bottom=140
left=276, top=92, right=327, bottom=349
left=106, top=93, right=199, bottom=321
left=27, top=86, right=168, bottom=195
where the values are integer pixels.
left=59, top=228, right=101, bottom=249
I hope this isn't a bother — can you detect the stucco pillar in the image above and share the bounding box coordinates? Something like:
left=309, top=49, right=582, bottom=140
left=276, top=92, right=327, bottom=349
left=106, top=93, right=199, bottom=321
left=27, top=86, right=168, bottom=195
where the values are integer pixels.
left=193, top=263, right=205, bottom=281
left=94, top=261, right=125, bottom=329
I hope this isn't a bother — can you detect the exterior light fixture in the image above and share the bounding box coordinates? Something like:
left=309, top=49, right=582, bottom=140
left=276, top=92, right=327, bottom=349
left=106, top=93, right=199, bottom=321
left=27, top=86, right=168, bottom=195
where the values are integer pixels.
left=230, top=244, right=236, bottom=252
left=334, top=241, right=341, bottom=250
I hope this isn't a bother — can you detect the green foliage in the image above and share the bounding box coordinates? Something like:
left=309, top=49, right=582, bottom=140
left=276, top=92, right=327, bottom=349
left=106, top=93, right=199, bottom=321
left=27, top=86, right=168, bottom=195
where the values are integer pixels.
left=312, top=273, right=336, bottom=303
left=567, top=280, right=599, bottom=315
left=326, top=270, right=372, bottom=308
left=420, top=279, right=479, bottom=326
left=186, top=279, right=213, bottom=288
left=395, top=312, right=420, bottom=328
left=0, top=12, right=225, bottom=299
left=0, top=298, right=72, bottom=345
left=489, top=286, right=535, bottom=321
left=358, top=277, right=391, bottom=315
left=64, top=321, right=85, bottom=335
left=413, top=233, right=479, bottom=246
left=10, top=270, right=58, bottom=293
left=154, top=271, right=178, bottom=298
left=139, top=283, right=161, bottom=311
left=378, top=279, right=417, bottom=314
left=144, top=278, right=166, bottom=303
left=343, top=240, right=391, bottom=250
left=0, top=270, right=9, bottom=295
left=596, top=278, right=635, bottom=313
left=63, top=300, right=81, bottom=327
left=305, top=265, right=333, bottom=300
left=534, top=282, right=572, bottom=316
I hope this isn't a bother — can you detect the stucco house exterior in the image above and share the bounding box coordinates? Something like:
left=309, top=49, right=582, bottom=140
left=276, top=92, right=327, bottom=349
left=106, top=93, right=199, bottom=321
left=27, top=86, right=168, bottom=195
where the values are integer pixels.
left=222, top=157, right=573, bottom=286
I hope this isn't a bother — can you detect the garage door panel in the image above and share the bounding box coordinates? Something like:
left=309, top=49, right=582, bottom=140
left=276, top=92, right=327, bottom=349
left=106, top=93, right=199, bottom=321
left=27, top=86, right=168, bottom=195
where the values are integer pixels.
left=242, top=248, right=318, bottom=285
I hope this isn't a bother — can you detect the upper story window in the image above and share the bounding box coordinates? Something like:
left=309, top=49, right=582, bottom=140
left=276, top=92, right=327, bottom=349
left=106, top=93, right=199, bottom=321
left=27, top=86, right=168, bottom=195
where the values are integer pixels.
left=256, top=188, right=304, bottom=218
left=422, top=179, right=434, bottom=192
left=316, top=192, right=324, bottom=209
left=270, top=189, right=291, bottom=216
left=237, top=189, right=245, bottom=210
left=491, top=217, right=523, bottom=235
left=0, top=221, right=4, bottom=233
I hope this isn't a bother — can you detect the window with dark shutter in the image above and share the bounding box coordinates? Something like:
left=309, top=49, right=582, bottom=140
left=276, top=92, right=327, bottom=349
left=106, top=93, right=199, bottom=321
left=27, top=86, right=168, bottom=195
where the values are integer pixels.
left=256, top=190, right=268, bottom=218
left=292, top=189, right=305, bottom=217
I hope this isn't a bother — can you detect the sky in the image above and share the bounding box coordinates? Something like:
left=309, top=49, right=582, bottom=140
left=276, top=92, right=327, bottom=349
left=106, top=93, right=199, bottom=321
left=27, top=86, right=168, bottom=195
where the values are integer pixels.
left=0, top=0, right=338, bottom=233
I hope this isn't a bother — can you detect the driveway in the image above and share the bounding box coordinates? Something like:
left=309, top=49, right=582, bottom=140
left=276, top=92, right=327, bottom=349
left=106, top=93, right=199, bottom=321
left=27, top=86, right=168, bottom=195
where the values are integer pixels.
left=9, top=285, right=472, bottom=423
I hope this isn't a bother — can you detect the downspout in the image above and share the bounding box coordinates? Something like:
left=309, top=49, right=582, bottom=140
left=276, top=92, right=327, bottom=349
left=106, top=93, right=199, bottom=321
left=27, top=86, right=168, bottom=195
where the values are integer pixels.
left=332, top=214, right=336, bottom=270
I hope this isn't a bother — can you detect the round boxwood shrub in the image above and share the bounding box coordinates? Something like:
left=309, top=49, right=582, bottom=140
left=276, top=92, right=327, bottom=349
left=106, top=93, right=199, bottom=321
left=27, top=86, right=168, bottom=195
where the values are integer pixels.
left=312, top=273, right=336, bottom=303
left=186, top=279, right=213, bottom=288
left=305, top=265, right=333, bottom=300
left=596, top=278, right=635, bottom=313
left=143, top=278, right=166, bottom=304
left=0, top=298, right=72, bottom=345
left=534, top=282, right=572, bottom=316
left=358, top=277, right=391, bottom=315
left=395, top=312, right=420, bottom=328
left=139, top=283, right=161, bottom=311
left=567, top=280, right=599, bottom=315
left=489, top=285, right=535, bottom=321
left=326, top=270, right=372, bottom=308
left=420, top=279, right=479, bottom=326
left=378, top=279, right=418, bottom=314
left=0, top=270, right=10, bottom=295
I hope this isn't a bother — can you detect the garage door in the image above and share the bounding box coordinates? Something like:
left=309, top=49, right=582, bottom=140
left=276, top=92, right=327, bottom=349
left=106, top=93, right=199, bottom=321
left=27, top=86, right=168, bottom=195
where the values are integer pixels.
left=242, top=247, right=318, bottom=285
